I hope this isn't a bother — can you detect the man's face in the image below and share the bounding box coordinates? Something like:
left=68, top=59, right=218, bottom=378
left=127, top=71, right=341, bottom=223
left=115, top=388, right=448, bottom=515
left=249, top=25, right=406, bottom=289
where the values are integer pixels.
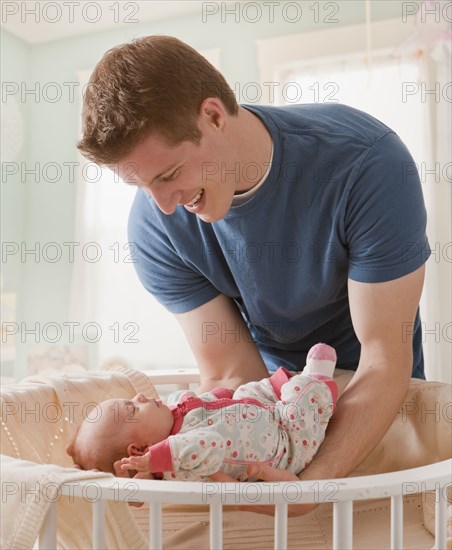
left=114, top=104, right=238, bottom=223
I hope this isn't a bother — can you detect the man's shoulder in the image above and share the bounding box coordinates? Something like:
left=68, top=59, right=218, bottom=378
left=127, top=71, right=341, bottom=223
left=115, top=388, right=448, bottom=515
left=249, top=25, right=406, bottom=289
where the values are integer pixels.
left=243, top=103, right=393, bottom=146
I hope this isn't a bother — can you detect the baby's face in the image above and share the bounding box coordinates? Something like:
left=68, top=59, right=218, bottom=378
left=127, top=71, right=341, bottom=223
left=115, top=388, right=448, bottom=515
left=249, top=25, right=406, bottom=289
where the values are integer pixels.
left=75, top=394, right=174, bottom=467
left=113, top=393, right=174, bottom=446
left=98, top=393, right=174, bottom=447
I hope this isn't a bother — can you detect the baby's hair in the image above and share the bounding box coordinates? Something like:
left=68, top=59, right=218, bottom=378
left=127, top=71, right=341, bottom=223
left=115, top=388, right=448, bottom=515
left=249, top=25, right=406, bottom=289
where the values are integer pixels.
left=66, top=421, right=127, bottom=474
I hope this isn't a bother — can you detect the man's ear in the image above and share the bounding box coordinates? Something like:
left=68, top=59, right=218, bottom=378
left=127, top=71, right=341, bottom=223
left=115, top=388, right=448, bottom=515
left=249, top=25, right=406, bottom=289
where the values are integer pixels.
left=66, top=443, right=74, bottom=457
left=127, top=443, right=149, bottom=456
left=199, top=97, right=226, bottom=130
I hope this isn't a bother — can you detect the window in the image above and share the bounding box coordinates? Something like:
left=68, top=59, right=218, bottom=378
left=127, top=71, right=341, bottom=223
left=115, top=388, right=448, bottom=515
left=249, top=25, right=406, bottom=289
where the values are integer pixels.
left=279, top=52, right=427, bottom=167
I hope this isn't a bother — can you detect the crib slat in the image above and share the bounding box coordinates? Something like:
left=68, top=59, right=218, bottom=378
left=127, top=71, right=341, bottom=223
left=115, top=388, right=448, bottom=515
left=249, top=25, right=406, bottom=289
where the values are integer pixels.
left=434, top=486, right=447, bottom=550
left=93, top=499, right=105, bottom=549
left=149, top=502, right=162, bottom=550
left=39, top=501, right=57, bottom=550
left=274, top=503, right=288, bottom=550
left=390, top=494, right=403, bottom=549
left=333, top=500, right=353, bottom=549
left=210, top=503, right=223, bottom=550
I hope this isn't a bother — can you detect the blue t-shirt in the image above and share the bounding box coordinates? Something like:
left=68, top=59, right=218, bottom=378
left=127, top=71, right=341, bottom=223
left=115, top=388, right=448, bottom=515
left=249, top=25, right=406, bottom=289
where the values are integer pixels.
left=128, top=103, right=431, bottom=378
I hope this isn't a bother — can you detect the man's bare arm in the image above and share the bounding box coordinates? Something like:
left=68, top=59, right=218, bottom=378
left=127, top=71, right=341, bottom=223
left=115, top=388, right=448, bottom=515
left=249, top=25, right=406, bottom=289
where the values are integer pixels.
left=175, top=293, right=268, bottom=392
left=298, top=264, right=426, bottom=482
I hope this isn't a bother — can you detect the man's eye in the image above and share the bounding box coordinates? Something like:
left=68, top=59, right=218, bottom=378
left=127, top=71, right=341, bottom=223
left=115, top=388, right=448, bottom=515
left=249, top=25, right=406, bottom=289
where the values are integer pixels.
left=160, top=168, right=180, bottom=182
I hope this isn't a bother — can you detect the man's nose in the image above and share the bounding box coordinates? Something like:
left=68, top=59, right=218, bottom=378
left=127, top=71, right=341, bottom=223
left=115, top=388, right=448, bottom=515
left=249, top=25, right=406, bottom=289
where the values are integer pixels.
left=147, top=188, right=182, bottom=215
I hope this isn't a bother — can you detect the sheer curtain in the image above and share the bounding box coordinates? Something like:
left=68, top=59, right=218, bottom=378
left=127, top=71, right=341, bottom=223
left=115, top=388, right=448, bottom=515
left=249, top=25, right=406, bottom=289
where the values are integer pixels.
left=69, top=162, right=195, bottom=370
left=421, top=35, right=452, bottom=384
left=69, top=83, right=193, bottom=371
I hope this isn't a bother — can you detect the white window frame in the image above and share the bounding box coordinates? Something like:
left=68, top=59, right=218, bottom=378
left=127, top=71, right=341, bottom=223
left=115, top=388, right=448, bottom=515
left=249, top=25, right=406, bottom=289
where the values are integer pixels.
left=256, top=18, right=417, bottom=104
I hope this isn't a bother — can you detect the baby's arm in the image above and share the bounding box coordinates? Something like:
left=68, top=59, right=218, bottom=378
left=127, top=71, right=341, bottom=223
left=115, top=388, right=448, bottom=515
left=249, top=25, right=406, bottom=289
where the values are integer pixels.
left=121, top=429, right=226, bottom=476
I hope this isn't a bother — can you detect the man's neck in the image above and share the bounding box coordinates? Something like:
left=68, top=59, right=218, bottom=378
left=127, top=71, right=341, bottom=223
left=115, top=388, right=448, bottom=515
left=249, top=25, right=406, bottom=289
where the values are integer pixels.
left=232, top=106, right=273, bottom=194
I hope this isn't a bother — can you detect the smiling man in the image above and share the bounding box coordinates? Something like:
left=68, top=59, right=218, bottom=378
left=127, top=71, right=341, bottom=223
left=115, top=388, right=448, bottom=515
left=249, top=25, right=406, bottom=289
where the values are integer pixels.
left=77, top=35, right=431, bottom=510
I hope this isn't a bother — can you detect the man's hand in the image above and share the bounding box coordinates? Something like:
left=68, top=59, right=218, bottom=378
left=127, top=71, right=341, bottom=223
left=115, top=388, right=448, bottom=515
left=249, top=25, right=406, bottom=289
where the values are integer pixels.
left=209, top=463, right=318, bottom=517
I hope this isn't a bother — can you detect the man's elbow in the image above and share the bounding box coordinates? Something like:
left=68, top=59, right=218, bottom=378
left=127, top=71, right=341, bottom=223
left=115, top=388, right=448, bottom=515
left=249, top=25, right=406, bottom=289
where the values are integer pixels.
left=358, top=344, right=413, bottom=390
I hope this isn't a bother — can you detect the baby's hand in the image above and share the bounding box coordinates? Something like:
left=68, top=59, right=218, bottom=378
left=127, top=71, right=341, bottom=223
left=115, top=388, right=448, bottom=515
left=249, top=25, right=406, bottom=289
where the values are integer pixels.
left=114, top=459, right=154, bottom=507
left=121, top=451, right=151, bottom=473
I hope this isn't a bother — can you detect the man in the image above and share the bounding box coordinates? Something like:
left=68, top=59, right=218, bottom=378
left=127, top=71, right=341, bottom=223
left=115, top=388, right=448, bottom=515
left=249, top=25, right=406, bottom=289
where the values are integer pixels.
left=77, top=35, right=430, bottom=513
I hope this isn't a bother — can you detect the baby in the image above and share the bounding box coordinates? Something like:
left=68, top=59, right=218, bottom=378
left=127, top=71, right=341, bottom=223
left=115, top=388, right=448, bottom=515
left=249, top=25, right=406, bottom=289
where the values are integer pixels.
left=66, top=343, right=338, bottom=481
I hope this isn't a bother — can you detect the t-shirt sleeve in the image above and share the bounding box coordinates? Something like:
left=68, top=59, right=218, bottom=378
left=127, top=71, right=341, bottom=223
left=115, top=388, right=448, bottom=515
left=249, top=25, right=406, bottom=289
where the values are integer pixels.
left=345, top=131, right=431, bottom=283
left=128, top=191, right=221, bottom=313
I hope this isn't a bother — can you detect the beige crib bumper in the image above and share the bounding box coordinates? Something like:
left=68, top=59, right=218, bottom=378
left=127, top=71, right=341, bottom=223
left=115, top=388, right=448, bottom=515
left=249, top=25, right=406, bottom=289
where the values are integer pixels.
left=1, top=365, right=158, bottom=549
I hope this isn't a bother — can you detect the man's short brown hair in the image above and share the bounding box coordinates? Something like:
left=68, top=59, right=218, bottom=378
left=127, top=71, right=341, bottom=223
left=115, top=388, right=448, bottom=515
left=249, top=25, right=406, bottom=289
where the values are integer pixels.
left=77, top=35, right=239, bottom=165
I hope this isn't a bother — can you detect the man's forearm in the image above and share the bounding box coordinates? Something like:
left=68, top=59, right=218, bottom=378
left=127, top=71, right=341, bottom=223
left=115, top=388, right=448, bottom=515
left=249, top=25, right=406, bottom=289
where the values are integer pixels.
left=298, top=360, right=411, bottom=481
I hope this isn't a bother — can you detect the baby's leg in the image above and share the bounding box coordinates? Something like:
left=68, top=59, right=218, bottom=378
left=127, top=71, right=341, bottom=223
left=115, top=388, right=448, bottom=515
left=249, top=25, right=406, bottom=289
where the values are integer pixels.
left=277, top=375, right=336, bottom=473
left=234, top=376, right=278, bottom=403
left=280, top=374, right=337, bottom=419
left=278, top=343, right=338, bottom=409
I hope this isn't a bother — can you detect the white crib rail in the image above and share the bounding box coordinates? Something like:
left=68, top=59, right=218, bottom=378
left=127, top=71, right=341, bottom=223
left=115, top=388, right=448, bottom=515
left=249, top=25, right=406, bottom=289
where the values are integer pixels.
left=40, top=458, right=451, bottom=550
left=38, top=370, right=451, bottom=550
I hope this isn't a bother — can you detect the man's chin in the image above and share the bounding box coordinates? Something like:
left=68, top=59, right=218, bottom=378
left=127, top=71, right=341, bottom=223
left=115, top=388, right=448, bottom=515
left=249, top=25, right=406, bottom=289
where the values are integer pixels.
left=197, top=203, right=232, bottom=223
left=197, top=212, right=224, bottom=223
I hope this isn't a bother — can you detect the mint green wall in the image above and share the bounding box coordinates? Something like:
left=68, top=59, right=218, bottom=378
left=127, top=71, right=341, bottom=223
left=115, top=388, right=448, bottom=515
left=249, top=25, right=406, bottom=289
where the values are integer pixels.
left=1, top=29, right=29, bottom=294
left=1, top=1, right=413, bottom=379
left=1, top=29, right=30, bottom=379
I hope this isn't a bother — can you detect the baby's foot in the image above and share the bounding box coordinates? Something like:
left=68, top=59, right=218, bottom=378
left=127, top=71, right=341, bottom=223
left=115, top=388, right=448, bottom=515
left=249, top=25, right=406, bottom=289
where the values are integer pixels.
left=303, top=343, right=337, bottom=378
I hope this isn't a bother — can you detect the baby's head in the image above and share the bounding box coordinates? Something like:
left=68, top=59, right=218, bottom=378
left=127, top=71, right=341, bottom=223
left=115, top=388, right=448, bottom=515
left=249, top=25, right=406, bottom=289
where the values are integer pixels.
left=66, top=394, right=173, bottom=473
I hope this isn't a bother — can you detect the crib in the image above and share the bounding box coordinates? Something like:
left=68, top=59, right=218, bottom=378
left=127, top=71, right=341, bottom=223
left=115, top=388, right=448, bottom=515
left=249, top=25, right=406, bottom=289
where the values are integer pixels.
left=1, top=365, right=451, bottom=550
